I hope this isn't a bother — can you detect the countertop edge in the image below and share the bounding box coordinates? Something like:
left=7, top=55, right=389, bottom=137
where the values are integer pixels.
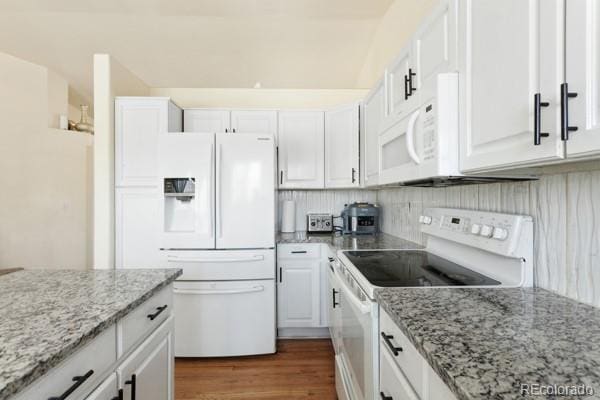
left=1, top=269, right=182, bottom=400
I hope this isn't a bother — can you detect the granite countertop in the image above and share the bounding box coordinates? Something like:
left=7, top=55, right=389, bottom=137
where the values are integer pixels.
left=376, top=287, right=600, bottom=400
left=0, top=268, right=182, bottom=400
left=277, top=231, right=421, bottom=251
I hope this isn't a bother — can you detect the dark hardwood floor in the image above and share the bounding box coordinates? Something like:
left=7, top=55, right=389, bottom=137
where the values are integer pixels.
left=175, top=339, right=336, bottom=400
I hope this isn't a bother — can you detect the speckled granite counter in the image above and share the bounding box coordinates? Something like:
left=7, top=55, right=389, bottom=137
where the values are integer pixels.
left=0, top=268, right=182, bottom=400
left=376, top=287, right=600, bottom=400
left=277, top=231, right=421, bottom=251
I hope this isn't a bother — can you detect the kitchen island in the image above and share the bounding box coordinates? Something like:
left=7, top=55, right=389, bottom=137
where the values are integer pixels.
left=0, top=268, right=182, bottom=400
left=376, top=287, right=600, bottom=400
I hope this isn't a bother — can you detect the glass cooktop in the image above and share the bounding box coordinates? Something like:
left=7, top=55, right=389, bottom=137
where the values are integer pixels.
left=343, top=250, right=501, bottom=287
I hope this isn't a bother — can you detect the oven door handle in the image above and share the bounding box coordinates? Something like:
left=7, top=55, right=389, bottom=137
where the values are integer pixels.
left=338, top=275, right=371, bottom=314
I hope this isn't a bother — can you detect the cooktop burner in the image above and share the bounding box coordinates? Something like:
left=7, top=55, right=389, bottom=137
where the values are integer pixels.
left=343, top=250, right=501, bottom=287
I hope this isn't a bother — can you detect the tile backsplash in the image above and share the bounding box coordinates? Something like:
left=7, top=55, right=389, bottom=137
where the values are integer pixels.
left=278, top=190, right=377, bottom=232
left=377, top=168, right=600, bottom=307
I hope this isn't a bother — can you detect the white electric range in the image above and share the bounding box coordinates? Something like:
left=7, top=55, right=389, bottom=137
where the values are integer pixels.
left=329, top=208, right=534, bottom=400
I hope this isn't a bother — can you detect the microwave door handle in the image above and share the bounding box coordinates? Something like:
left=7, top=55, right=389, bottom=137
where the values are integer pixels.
left=406, top=109, right=421, bottom=165
left=337, top=275, right=371, bottom=314
left=167, top=255, right=265, bottom=263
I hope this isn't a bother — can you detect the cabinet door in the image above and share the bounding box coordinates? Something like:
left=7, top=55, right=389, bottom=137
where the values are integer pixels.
left=386, top=46, right=416, bottom=122
left=325, top=103, right=360, bottom=188
left=277, top=261, right=320, bottom=328
left=85, top=373, right=119, bottom=400
left=278, top=111, right=325, bottom=189
left=363, top=80, right=385, bottom=187
left=119, top=317, right=174, bottom=400
left=459, top=0, right=565, bottom=172
left=413, top=0, right=456, bottom=92
left=116, top=188, right=162, bottom=268
left=230, top=110, right=278, bottom=136
left=565, top=0, right=600, bottom=158
left=115, top=98, right=168, bottom=187
left=183, top=109, right=230, bottom=133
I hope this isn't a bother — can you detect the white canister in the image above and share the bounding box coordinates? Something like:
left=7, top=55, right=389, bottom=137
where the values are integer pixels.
left=280, top=200, right=296, bottom=233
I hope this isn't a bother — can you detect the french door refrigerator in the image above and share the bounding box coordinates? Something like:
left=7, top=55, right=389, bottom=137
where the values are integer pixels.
left=158, top=132, right=276, bottom=357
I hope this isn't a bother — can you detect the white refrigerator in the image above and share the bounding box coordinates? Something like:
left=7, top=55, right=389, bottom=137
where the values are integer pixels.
left=158, top=132, right=276, bottom=357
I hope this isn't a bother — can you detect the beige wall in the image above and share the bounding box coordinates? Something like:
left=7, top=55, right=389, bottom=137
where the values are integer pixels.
left=93, top=54, right=150, bottom=269
left=0, top=51, right=93, bottom=269
left=356, top=0, right=439, bottom=88
left=149, top=88, right=368, bottom=109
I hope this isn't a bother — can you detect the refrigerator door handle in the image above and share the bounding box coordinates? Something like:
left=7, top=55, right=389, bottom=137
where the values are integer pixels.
left=210, top=143, right=215, bottom=238
left=167, top=255, right=265, bottom=263
left=217, top=143, right=223, bottom=239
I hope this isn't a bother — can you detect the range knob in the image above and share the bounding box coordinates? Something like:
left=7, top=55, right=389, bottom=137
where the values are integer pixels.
left=479, top=225, right=494, bottom=238
left=470, top=224, right=481, bottom=235
left=492, top=227, right=509, bottom=241
left=420, top=215, right=432, bottom=225
left=310, top=222, right=316, bottom=227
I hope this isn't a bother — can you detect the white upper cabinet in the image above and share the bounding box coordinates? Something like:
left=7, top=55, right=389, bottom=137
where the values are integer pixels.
left=385, top=47, right=416, bottom=122
left=363, top=79, right=386, bottom=187
left=115, top=98, right=182, bottom=187
left=278, top=111, right=325, bottom=189
left=565, top=0, right=600, bottom=159
left=183, top=109, right=230, bottom=133
left=459, top=0, right=565, bottom=172
left=230, top=110, right=278, bottom=136
left=325, top=103, right=360, bottom=188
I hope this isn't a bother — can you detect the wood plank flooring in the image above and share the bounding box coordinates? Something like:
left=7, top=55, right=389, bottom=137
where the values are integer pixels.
left=175, top=339, right=336, bottom=400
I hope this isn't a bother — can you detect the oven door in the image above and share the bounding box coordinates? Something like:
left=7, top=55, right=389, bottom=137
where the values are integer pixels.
left=338, top=273, right=376, bottom=400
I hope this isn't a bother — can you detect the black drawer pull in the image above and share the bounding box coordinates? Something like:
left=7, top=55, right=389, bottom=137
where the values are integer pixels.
left=147, top=305, right=168, bottom=321
left=291, top=250, right=307, bottom=254
left=380, top=392, right=394, bottom=400
left=47, top=369, right=94, bottom=400
left=332, top=288, right=340, bottom=308
left=328, top=257, right=335, bottom=262
left=125, top=374, right=136, bottom=400
left=381, top=332, right=403, bottom=356
left=111, top=389, right=124, bottom=400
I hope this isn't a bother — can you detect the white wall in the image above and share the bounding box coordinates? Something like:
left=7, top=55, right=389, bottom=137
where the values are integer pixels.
left=93, top=54, right=150, bottom=269
left=149, top=88, right=367, bottom=109
left=356, top=0, right=439, bottom=88
left=376, top=162, right=600, bottom=307
left=0, top=52, right=93, bottom=269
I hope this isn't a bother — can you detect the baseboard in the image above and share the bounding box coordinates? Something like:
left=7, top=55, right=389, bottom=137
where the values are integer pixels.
left=277, top=327, right=331, bottom=338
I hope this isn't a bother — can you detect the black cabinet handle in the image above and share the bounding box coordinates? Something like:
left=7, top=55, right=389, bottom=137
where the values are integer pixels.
left=560, top=82, right=578, bottom=141
left=111, top=389, right=124, bottom=400
left=404, top=74, right=410, bottom=100
left=280, top=171, right=283, bottom=185
left=408, top=68, right=417, bottom=96
left=351, top=168, right=356, bottom=183
left=380, top=392, right=394, bottom=400
left=47, top=369, right=94, bottom=400
left=125, top=374, right=136, bottom=400
left=332, top=288, right=339, bottom=308
left=381, top=332, right=403, bottom=356
left=328, top=257, right=335, bottom=262
left=147, top=305, right=168, bottom=321
left=225, top=128, right=229, bottom=133
left=232, top=128, right=236, bottom=133
left=533, top=93, right=550, bottom=145
left=279, top=267, right=282, bottom=283
left=291, top=250, right=307, bottom=254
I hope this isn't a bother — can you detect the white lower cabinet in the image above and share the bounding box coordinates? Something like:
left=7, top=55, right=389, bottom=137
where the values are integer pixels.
left=118, top=316, right=174, bottom=400
left=14, top=285, right=175, bottom=400
left=379, top=308, right=457, bottom=400
left=85, top=373, right=119, bottom=400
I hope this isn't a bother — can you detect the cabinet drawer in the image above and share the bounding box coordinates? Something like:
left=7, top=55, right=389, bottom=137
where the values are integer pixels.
left=277, top=243, right=321, bottom=259
left=380, top=308, right=425, bottom=397
left=118, top=285, right=173, bottom=357
left=13, top=326, right=117, bottom=400
left=379, top=344, right=421, bottom=400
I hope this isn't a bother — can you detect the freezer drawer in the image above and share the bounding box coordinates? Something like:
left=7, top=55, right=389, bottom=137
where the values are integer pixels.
left=173, top=280, right=276, bottom=357
left=164, top=249, right=275, bottom=281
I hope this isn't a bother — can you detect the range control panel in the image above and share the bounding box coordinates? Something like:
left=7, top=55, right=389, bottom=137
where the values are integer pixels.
left=419, top=208, right=533, bottom=258
left=307, top=214, right=333, bottom=233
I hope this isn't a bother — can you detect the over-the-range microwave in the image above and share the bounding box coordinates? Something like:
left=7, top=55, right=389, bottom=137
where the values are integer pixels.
left=377, top=73, right=532, bottom=187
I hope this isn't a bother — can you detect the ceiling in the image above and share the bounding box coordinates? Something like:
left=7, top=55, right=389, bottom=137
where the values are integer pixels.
left=0, top=0, right=394, bottom=97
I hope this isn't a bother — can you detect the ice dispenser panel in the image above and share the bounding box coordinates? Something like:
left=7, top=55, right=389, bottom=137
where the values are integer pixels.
left=163, top=178, right=196, bottom=232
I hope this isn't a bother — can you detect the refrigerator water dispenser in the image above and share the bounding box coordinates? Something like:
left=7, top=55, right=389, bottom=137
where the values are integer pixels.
left=164, top=178, right=196, bottom=232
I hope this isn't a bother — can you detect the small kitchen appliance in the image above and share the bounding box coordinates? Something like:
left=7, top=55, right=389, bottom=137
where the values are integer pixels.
left=306, top=213, right=333, bottom=233
left=341, top=202, right=379, bottom=235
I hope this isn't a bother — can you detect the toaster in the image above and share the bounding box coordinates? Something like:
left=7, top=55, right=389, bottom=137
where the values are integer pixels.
left=306, top=214, right=333, bottom=233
